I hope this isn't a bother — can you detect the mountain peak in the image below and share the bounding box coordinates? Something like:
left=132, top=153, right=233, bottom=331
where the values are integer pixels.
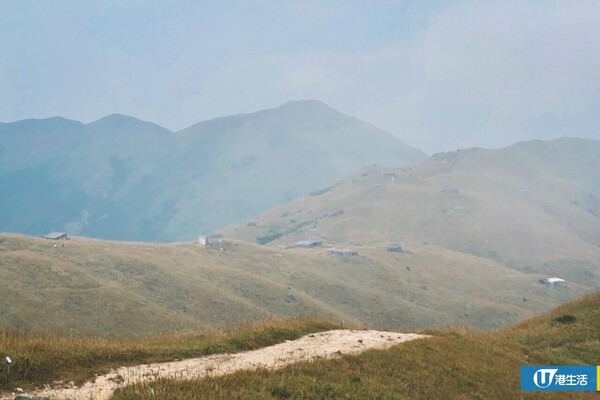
left=89, top=113, right=151, bottom=126
left=87, top=114, right=172, bottom=135
left=278, top=99, right=336, bottom=110
left=270, top=99, right=344, bottom=117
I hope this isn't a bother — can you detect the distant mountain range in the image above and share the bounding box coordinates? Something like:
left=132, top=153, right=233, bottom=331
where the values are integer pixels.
left=0, top=100, right=426, bottom=242
left=227, top=137, right=600, bottom=288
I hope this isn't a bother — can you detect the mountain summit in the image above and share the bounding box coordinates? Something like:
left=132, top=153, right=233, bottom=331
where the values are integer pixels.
left=87, top=114, right=173, bottom=136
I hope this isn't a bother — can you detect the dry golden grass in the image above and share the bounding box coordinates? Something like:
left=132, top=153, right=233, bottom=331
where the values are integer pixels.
left=0, top=233, right=585, bottom=338
left=0, top=316, right=338, bottom=391
left=112, top=292, right=600, bottom=400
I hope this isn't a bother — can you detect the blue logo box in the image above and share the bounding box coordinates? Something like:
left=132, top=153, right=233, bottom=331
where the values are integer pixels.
left=521, top=366, right=598, bottom=391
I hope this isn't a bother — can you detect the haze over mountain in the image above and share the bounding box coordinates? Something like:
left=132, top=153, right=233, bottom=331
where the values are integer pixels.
left=2, top=2, right=598, bottom=154
left=0, top=100, right=425, bottom=242
left=227, top=138, right=600, bottom=289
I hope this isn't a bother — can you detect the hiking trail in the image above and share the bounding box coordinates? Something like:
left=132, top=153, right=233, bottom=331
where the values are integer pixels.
left=4, top=329, right=428, bottom=400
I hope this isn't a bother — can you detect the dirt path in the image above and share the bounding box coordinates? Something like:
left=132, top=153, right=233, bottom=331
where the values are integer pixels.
left=4, top=330, right=428, bottom=400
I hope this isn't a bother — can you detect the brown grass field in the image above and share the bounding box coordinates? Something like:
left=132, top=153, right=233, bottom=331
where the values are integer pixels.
left=0, top=316, right=337, bottom=391
left=0, top=233, right=586, bottom=338
left=111, top=292, right=600, bottom=400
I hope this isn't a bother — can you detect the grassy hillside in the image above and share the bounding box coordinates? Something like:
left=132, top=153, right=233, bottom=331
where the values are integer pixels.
left=0, top=234, right=586, bottom=337
left=0, top=101, right=425, bottom=242
left=226, top=138, right=600, bottom=288
left=0, top=317, right=337, bottom=391
left=112, top=292, right=600, bottom=400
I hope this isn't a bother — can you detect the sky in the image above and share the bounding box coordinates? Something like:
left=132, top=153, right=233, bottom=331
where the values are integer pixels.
left=1, top=0, right=599, bottom=153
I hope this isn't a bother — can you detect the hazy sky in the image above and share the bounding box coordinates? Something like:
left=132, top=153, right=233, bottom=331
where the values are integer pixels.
left=1, top=0, right=599, bottom=153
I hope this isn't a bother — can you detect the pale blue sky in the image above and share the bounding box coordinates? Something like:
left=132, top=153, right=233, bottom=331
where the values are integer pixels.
left=1, top=0, right=599, bottom=152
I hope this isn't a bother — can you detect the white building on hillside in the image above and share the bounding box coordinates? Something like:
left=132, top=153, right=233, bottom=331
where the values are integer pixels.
left=542, top=277, right=566, bottom=287
left=199, top=234, right=224, bottom=246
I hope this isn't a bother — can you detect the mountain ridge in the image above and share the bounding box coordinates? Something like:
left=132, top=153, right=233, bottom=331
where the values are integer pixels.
left=175, top=100, right=413, bottom=148
left=0, top=116, right=85, bottom=134
left=0, top=100, right=425, bottom=242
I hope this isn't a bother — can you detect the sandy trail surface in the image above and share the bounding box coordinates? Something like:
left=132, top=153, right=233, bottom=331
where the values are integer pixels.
left=4, top=329, right=427, bottom=400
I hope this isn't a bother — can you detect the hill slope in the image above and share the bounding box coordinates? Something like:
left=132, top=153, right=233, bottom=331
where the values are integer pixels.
left=227, top=138, right=600, bottom=288
left=0, top=233, right=585, bottom=336
left=111, top=292, right=600, bottom=400
left=0, top=101, right=425, bottom=242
